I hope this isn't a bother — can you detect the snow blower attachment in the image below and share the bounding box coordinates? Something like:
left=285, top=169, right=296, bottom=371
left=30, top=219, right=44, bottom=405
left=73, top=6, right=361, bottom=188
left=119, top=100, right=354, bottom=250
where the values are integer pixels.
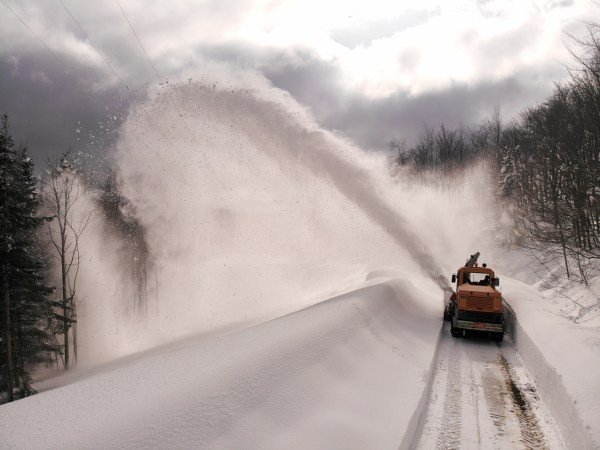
left=444, top=252, right=504, bottom=341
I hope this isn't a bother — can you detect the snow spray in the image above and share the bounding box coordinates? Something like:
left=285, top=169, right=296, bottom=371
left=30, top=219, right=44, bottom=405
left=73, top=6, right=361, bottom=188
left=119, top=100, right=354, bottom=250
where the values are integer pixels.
left=73, top=71, right=493, bottom=366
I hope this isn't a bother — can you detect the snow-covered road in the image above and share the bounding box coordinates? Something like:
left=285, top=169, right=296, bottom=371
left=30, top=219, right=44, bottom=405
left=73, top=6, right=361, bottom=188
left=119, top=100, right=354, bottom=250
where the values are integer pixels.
left=0, top=277, right=442, bottom=449
left=1, top=274, right=597, bottom=449
left=415, top=324, right=565, bottom=449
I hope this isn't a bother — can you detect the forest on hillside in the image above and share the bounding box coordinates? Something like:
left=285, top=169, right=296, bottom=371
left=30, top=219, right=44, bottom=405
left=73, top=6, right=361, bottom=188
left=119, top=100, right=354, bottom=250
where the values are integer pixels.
left=392, top=24, right=600, bottom=284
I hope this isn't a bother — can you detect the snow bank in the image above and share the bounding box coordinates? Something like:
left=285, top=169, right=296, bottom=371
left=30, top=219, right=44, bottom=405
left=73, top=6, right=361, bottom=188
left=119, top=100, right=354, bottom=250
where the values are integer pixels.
left=503, top=278, right=600, bottom=449
left=0, top=277, right=442, bottom=449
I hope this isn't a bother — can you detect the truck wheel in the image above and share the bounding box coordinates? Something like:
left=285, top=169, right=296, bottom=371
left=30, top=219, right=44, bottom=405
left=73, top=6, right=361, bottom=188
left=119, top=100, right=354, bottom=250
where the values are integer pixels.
left=444, top=303, right=455, bottom=321
left=451, top=326, right=463, bottom=338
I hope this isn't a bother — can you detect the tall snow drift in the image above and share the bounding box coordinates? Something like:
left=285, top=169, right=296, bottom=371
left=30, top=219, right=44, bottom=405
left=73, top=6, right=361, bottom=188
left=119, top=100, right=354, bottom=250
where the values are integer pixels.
left=0, top=277, right=441, bottom=449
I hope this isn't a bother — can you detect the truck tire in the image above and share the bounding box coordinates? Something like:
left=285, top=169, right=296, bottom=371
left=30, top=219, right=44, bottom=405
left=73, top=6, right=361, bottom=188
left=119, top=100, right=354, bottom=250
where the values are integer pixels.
left=451, top=325, right=463, bottom=338
left=491, top=332, right=504, bottom=342
left=444, top=303, right=454, bottom=321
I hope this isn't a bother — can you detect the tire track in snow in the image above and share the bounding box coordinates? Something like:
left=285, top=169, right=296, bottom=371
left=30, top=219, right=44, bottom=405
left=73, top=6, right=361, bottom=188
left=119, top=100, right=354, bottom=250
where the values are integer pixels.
left=413, top=324, right=565, bottom=449
left=467, top=361, right=482, bottom=447
left=498, top=354, right=549, bottom=449
left=481, top=363, right=509, bottom=438
left=435, top=339, right=463, bottom=449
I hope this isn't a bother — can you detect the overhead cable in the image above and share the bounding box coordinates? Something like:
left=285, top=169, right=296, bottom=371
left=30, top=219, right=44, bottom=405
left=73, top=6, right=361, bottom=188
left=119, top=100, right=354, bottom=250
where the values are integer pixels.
left=1, top=0, right=66, bottom=65
left=114, top=0, right=160, bottom=79
left=57, top=0, right=127, bottom=88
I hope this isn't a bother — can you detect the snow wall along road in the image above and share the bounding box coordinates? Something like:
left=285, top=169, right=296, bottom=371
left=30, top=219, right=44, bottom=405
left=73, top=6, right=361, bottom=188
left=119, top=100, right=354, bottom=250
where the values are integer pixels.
left=74, top=73, right=498, bottom=367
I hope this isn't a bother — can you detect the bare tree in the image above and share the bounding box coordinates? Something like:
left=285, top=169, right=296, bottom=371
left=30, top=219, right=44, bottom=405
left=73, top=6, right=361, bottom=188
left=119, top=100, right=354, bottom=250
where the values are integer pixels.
left=565, top=22, right=600, bottom=84
left=44, top=154, right=92, bottom=369
left=499, top=24, right=600, bottom=284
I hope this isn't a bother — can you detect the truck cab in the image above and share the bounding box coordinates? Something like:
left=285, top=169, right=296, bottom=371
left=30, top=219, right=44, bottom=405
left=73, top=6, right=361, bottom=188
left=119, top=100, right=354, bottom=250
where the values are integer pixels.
left=448, top=263, right=504, bottom=341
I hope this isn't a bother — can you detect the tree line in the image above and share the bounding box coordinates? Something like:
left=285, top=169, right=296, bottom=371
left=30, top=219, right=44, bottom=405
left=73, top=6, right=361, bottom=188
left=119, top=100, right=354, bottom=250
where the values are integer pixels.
left=1, top=115, right=91, bottom=402
left=1, top=113, right=151, bottom=403
left=392, top=109, right=501, bottom=173
left=0, top=114, right=99, bottom=403
left=393, top=25, right=600, bottom=283
left=1, top=114, right=56, bottom=402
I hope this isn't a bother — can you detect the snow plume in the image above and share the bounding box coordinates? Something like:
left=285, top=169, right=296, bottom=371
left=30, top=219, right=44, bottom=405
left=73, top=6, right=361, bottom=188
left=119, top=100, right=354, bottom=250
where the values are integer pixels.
left=97, top=173, right=151, bottom=321
left=73, top=70, right=495, bottom=366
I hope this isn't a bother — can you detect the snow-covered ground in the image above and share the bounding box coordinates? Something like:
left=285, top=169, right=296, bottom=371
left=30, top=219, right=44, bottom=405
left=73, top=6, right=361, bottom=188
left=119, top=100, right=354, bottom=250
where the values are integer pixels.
left=0, top=276, right=442, bottom=449
left=493, top=247, right=600, bottom=448
left=2, top=79, right=598, bottom=449
left=415, top=324, right=565, bottom=449
left=2, top=269, right=598, bottom=449
left=502, top=277, right=600, bottom=449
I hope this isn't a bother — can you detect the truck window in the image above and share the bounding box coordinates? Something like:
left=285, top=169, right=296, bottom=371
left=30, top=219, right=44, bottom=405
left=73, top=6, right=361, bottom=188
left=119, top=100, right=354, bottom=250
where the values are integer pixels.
left=463, top=272, right=490, bottom=285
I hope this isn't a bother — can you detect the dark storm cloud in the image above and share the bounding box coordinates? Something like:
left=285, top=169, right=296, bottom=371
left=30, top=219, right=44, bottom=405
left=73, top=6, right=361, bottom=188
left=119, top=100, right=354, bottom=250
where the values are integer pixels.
left=0, top=37, right=569, bottom=177
left=0, top=0, right=162, bottom=170
left=0, top=51, right=139, bottom=169
left=182, top=44, right=543, bottom=152
left=321, top=79, right=541, bottom=150
left=1, top=0, right=595, bottom=173
left=263, top=53, right=565, bottom=151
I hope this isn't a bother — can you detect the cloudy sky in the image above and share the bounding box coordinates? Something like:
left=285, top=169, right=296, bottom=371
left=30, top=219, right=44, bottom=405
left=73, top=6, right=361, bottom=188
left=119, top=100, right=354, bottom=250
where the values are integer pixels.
left=0, top=0, right=597, bottom=165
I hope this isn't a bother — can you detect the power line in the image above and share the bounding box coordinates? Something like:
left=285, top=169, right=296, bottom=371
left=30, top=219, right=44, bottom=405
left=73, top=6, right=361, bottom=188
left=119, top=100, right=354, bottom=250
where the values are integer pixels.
left=0, top=0, right=66, bottom=65
left=114, top=0, right=160, bottom=80
left=57, top=0, right=127, bottom=88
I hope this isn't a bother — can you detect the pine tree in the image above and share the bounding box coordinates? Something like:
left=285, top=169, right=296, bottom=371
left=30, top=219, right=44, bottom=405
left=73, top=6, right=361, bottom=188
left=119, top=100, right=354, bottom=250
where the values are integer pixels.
left=0, top=114, right=57, bottom=403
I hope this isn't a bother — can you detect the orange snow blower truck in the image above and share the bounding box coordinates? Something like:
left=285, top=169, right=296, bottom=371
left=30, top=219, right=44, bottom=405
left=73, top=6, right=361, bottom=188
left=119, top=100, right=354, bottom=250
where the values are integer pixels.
left=444, top=252, right=504, bottom=341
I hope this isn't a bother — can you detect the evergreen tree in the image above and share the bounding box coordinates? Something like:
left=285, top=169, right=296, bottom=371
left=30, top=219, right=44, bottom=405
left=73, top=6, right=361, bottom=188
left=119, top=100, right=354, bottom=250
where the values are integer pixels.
left=0, top=114, right=57, bottom=403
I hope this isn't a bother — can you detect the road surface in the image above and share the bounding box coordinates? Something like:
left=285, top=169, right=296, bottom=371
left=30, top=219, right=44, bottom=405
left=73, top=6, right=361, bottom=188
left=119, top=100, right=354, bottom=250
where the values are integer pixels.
left=414, top=323, right=565, bottom=449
